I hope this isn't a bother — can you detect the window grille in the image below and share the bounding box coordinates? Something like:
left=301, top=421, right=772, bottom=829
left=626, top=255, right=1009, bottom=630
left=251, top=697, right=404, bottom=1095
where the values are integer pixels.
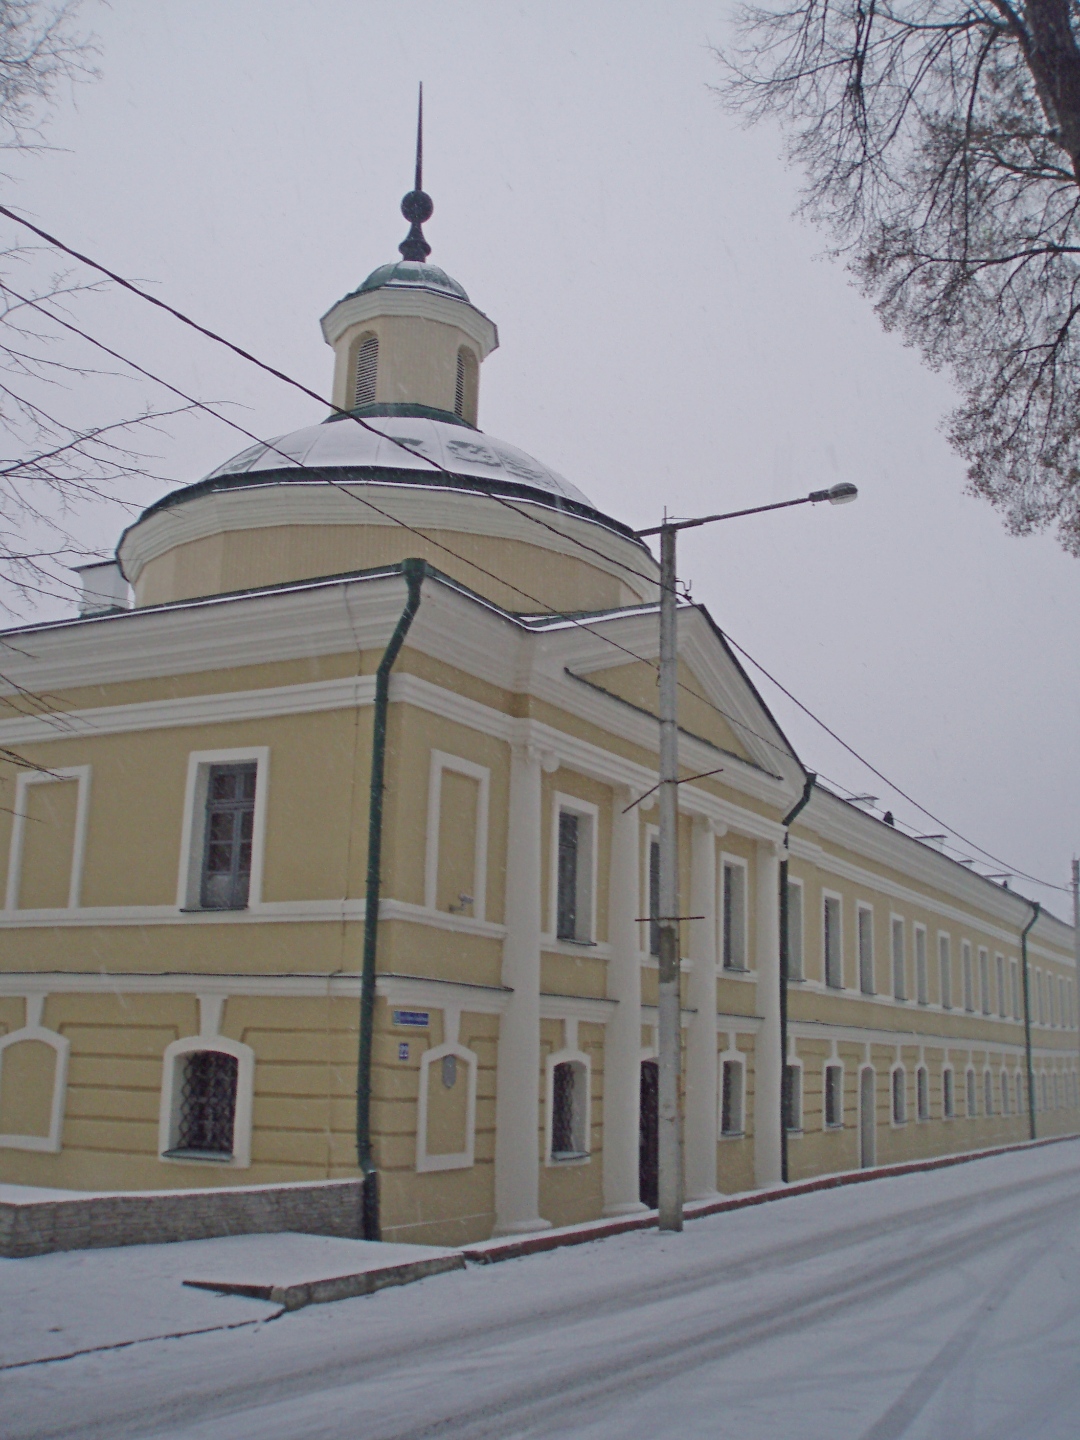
left=174, top=1050, right=238, bottom=1157
left=551, top=1059, right=586, bottom=1157
left=858, top=907, right=874, bottom=994
left=892, top=919, right=906, bottom=1001
left=891, top=1068, right=906, bottom=1124
left=917, top=1066, right=929, bottom=1121
left=722, top=862, right=747, bottom=970
left=648, top=838, right=660, bottom=958
left=785, top=880, right=803, bottom=980
left=556, top=812, right=579, bottom=941
left=825, top=1064, right=843, bottom=1128
left=943, top=1069, right=955, bottom=1118
left=200, top=763, right=256, bottom=909
left=939, top=935, right=952, bottom=1009
left=354, top=334, right=378, bottom=406
left=915, top=928, right=928, bottom=1005
left=823, top=896, right=842, bottom=988
left=783, top=1064, right=802, bottom=1132
left=721, top=1059, right=744, bottom=1135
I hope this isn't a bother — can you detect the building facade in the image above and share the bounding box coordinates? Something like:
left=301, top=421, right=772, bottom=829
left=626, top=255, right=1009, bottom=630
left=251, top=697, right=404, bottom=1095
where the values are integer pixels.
left=1, top=190, right=1077, bottom=1246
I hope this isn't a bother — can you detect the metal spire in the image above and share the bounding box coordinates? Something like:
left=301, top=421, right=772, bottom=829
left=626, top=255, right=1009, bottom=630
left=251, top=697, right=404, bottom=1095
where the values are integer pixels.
left=399, top=83, right=433, bottom=262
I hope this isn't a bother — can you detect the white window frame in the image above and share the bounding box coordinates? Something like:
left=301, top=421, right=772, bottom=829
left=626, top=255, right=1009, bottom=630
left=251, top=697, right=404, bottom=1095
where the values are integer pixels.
left=938, top=932, right=952, bottom=1010
left=550, top=792, right=599, bottom=945
left=0, top=995, right=69, bottom=1152
left=719, top=1048, right=746, bottom=1137
left=176, top=748, right=270, bottom=911
left=822, top=891, right=844, bottom=990
left=823, top=1061, right=844, bottom=1130
left=4, top=765, right=92, bottom=912
left=856, top=903, right=875, bottom=995
left=545, top=1030, right=592, bottom=1165
left=424, top=750, right=490, bottom=921
left=720, top=852, right=751, bottom=973
left=915, top=924, right=929, bottom=1006
left=785, top=875, right=805, bottom=981
left=158, top=1020, right=255, bottom=1169
left=890, top=914, right=907, bottom=1002
left=890, top=1064, right=907, bottom=1126
left=415, top=1006, right=478, bottom=1173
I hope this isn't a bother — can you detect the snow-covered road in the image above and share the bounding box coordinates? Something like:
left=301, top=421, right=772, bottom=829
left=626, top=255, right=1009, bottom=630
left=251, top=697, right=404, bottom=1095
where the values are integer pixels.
left=6, top=1140, right=1080, bottom=1439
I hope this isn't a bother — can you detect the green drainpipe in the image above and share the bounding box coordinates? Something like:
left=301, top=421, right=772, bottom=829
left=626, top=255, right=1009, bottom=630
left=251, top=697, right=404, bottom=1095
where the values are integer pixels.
left=356, top=558, right=427, bottom=1240
left=780, top=773, right=815, bottom=1183
left=1021, top=899, right=1041, bottom=1143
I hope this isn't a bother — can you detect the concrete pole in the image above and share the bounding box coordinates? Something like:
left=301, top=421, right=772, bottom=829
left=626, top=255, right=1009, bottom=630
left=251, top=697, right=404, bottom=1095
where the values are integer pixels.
left=657, top=523, right=683, bottom=1231
left=685, top=816, right=719, bottom=1201
left=1073, top=859, right=1079, bottom=1096
left=754, top=841, right=783, bottom=1186
left=602, top=787, right=648, bottom=1215
left=492, top=741, right=550, bottom=1236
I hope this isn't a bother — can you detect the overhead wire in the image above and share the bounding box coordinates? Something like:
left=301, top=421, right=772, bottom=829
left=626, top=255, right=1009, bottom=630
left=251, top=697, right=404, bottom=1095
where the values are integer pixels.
left=0, top=207, right=1067, bottom=897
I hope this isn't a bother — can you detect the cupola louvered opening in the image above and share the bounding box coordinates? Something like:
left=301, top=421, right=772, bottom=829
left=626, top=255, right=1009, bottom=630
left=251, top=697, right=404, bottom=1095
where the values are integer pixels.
left=354, top=334, right=379, bottom=407
left=455, top=345, right=478, bottom=423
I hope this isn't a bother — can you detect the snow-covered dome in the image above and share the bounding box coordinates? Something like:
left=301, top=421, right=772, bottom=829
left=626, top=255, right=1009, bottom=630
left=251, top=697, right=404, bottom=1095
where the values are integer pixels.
left=202, top=410, right=595, bottom=510
left=349, top=260, right=470, bottom=303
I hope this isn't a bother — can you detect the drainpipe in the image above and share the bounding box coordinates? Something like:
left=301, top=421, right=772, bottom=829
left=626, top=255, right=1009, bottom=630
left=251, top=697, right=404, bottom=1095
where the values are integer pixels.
left=1021, top=899, right=1040, bottom=1143
left=780, top=772, right=815, bottom=1183
left=356, top=558, right=427, bottom=1240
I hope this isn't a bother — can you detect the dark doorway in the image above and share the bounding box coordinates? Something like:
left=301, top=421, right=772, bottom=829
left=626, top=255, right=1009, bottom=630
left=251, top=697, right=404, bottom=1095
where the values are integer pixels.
left=639, top=1059, right=659, bottom=1209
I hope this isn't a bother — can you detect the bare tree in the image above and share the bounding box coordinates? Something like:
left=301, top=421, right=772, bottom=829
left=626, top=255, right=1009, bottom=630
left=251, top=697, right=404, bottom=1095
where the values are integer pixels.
left=0, top=1, right=189, bottom=614
left=719, top=1, right=1080, bottom=553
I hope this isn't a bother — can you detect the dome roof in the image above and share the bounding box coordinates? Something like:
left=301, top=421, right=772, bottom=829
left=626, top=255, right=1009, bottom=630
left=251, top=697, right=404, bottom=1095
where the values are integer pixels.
left=349, top=260, right=470, bottom=303
left=201, top=412, right=595, bottom=510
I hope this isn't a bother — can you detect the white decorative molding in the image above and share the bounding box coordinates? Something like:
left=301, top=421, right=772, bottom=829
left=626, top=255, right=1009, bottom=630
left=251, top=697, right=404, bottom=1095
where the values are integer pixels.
left=176, top=746, right=270, bottom=911
left=424, top=750, right=490, bottom=921
left=4, top=765, right=91, bottom=913
left=157, top=1022, right=255, bottom=1169
left=0, top=996, right=70, bottom=1153
left=415, top=1005, right=479, bottom=1174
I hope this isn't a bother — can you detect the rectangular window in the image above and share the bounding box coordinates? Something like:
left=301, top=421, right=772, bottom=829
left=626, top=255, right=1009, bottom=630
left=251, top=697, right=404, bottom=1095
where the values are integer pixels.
left=979, top=948, right=990, bottom=1015
left=200, top=764, right=256, bottom=910
left=939, top=934, right=952, bottom=1010
left=892, top=1068, right=906, bottom=1124
left=857, top=906, right=874, bottom=995
left=1036, top=970, right=1044, bottom=1025
left=963, top=942, right=974, bottom=1012
left=1048, top=974, right=1057, bottom=1027
left=721, top=1058, right=744, bottom=1136
left=915, top=926, right=928, bottom=1005
left=943, top=1068, right=955, bottom=1118
left=722, top=859, right=748, bottom=971
left=783, top=1064, right=802, bottom=1132
left=556, top=806, right=594, bottom=943
left=824, top=1064, right=843, bottom=1128
left=1011, top=959, right=1020, bottom=1019
left=892, top=917, right=906, bottom=1001
left=785, top=879, right=804, bottom=981
left=917, top=1066, right=929, bottom=1121
left=648, top=837, right=660, bottom=958
left=996, top=955, right=1006, bottom=1018
left=823, top=895, right=843, bottom=989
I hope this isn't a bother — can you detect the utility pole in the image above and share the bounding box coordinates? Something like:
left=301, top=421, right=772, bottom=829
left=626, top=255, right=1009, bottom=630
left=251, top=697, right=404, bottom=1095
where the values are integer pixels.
left=1073, top=860, right=1079, bottom=1082
left=637, top=482, right=858, bottom=1233
left=656, top=522, right=683, bottom=1231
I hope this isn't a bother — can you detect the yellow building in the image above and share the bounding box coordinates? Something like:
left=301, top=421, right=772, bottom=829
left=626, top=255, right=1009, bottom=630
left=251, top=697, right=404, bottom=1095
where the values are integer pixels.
left=1, top=174, right=1077, bottom=1248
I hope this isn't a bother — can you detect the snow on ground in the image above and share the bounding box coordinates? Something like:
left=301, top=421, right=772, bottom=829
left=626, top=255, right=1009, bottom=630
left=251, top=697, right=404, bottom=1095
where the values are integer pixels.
left=4, top=1140, right=1080, bottom=1439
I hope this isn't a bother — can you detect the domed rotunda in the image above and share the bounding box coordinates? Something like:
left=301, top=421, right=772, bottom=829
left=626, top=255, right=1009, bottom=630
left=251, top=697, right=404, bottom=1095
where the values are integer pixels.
left=117, top=171, right=658, bottom=617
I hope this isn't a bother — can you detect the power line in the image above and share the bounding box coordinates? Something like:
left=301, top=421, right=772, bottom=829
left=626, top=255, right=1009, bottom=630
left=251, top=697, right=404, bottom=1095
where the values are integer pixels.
left=2, top=208, right=1066, bottom=898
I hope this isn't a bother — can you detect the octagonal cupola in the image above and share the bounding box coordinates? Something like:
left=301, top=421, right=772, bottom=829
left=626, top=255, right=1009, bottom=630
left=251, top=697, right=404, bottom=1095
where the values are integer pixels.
left=320, top=90, right=498, bottom=425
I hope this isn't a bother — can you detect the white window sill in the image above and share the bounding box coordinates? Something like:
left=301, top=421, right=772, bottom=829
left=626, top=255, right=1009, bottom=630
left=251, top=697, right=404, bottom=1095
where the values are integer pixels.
left=160, top=1148, right=234, bottom=1164
left=549, top=1150, right=590, bottom=1165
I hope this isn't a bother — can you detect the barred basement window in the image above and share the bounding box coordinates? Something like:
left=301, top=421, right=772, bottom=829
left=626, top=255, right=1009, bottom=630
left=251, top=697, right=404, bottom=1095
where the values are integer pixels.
left=721, top=1058, right=744, bottom=1135
left=200, top=763, right=256, bottom=910
left=943, top=1068, right=955, bottom=1118
left=170, top=1051, right=238, bottom=1159
left=551, top=1059, right=588, bottom=1158
left=824, top=1064, right=843, bottom=1128
left=917, top=1066, right=929, bottom=1121
left=354, top=334, right=378, bottom=406
left=891, top=1067, right=906, bottom=1124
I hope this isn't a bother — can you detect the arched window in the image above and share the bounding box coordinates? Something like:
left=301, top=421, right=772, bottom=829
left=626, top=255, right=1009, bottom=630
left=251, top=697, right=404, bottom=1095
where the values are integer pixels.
left=891, top=1066, right=906, bottom=1124
left=170, top=1050, right=238, bottom=1158
left=916, top=1065, right=929, bottom=1121
left=454, top=346, right=478, bottom=424
left=984, top=1069, right=994, bottom=1116
left=354, top=334, right=378, bottom=407
left=549, top=1057, right=589, bottom=1160
left=966, top=1067, right=978, bottom=1117
left=943, top=1067, right=955, bottom=1118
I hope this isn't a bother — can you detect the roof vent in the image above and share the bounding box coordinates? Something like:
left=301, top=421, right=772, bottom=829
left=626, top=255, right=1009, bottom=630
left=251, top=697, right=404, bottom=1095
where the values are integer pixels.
left=72, top=560, right=130, bottom=616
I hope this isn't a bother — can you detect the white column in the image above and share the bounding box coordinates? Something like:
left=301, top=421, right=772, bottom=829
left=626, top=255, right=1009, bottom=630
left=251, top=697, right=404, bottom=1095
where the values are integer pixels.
left=493, top=742, right=550, bottom=1235
left=603, top=787, right=647, bottom=1215
left=685, top=817, right=719, bottom=1200
left=754, top=840, right=783, bottom=1186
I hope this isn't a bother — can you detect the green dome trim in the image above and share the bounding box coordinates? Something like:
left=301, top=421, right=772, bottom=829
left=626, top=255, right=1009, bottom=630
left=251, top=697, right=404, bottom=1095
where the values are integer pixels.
left=324, top=402, right=476, bottom=430
left=350, top=260, right=470, bottom=302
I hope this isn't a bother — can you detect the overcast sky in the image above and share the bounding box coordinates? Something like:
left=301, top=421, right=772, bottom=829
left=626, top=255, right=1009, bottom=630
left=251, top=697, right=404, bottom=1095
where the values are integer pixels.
left=4, top=0, right=1078, bottom=918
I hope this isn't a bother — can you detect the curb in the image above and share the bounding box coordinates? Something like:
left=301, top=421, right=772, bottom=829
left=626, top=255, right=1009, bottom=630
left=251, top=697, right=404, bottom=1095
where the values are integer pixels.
left=183, top=1252, right=464, bottom=1311
left=462, top=1130, right=1080, bottom=1265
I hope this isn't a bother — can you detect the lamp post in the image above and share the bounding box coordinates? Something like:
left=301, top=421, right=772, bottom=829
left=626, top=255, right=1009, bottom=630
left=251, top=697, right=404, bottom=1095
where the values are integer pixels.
left=635, top=482, right=858, bottom=1232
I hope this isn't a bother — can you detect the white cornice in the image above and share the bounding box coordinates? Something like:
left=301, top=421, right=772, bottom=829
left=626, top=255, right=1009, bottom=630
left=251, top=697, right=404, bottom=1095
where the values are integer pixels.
left=320, top=287, right=498, bottom=357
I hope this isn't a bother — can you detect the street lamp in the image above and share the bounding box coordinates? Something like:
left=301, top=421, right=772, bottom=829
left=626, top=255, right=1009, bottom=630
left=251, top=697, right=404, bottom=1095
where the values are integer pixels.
left=635, top=481, right=859, bottom=1232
